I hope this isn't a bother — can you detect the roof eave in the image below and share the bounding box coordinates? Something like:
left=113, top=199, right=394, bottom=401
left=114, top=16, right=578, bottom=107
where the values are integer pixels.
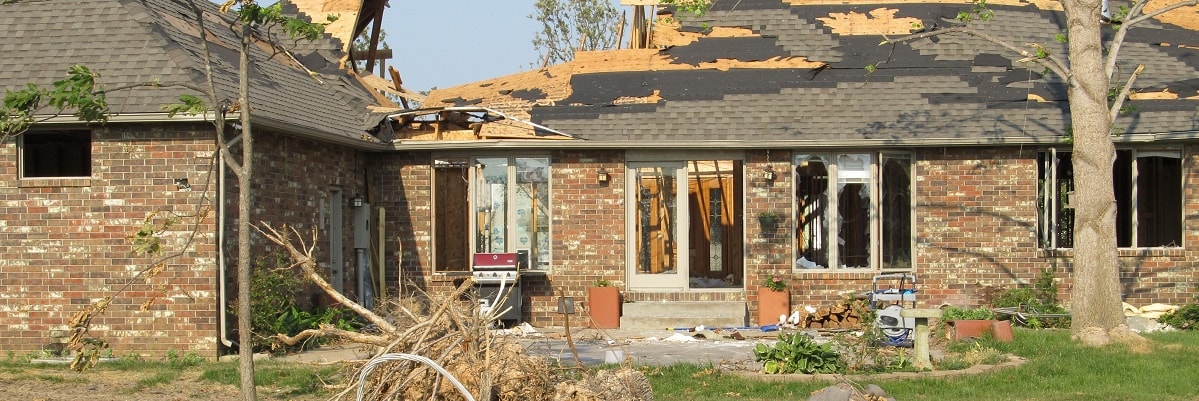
left=389, top=132, right=1198, bottom=151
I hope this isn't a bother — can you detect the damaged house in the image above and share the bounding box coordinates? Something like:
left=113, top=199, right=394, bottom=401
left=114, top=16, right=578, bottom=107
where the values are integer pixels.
left=404, top=0, right=1199, bottom=328
left=3, top=0, right=1199, bottom=357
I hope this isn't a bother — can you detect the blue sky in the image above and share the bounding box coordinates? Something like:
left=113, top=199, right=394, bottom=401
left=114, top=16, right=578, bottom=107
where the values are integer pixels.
left=384, top=0, right=625, bottom=93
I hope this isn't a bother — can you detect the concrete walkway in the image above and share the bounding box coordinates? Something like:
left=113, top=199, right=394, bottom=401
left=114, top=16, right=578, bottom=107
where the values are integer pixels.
left=274, top=325, right=780, bottom=368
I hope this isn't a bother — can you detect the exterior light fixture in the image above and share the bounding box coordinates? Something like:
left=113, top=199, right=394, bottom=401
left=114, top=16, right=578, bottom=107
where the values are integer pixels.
left=763, top=165, right=777, bottom=181
left=597, top=167, right=610, bottom=184
left=351, top=194, right=364, bottom=208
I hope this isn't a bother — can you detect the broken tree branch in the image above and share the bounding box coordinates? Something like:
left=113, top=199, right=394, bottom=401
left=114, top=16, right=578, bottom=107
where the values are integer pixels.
left=256, top=223, right=398, bottom=334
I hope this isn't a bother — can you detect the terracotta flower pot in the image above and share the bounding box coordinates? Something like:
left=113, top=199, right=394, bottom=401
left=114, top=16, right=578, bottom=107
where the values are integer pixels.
left=947, top=319, right=995, bottom=340
left=587, top=286, right=621, bottom=329
left=757, top=288, right=790, bottom=326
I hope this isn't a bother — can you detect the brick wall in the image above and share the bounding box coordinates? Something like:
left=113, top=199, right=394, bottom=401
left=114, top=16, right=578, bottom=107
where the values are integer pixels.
left=233, top=132, right=365, bottom=305
left=371, top=146, right=1199, bottom=328
left=0, top=123, right=219, bottom=357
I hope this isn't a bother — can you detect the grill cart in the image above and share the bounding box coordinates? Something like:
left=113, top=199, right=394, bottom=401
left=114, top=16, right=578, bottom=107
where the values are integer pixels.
left=868, top=273, right=918, bottom=346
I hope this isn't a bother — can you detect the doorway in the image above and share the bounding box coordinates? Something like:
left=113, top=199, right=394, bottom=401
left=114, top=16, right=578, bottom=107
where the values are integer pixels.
left=627, top=160, right=743, bottom=291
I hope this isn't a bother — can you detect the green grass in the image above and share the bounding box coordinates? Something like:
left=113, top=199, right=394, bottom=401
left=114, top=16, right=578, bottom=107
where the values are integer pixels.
left=648, top=329, right=1199, bottom=400
left=199, top=360, right=343, bottom=397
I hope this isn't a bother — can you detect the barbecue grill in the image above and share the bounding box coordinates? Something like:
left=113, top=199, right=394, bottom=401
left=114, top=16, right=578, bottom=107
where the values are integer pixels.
left=472, top=252, right=524, bottom=325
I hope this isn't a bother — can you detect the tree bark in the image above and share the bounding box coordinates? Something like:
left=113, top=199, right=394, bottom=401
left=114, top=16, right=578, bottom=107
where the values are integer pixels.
left=236, top=22, right=258, bottom=401
left=1062, top=0, right=1126, bottom=345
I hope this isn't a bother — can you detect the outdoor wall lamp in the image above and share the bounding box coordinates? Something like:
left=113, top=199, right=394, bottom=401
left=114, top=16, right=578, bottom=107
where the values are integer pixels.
left=763, top=165, right=777, bottom=181
left=596, top=167, right=610, bottom=184
left=351, top=194, right=364, bottom=208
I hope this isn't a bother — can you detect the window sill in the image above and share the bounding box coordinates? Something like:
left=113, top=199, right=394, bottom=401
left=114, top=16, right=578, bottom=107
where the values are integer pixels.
left=1043, top=247, right=1185, bottom=258
left=19, top=177, right=91, bottom=187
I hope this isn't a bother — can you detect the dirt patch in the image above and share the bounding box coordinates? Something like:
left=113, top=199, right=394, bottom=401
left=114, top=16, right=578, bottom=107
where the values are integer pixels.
left=0, top=367, right=311, bottom=401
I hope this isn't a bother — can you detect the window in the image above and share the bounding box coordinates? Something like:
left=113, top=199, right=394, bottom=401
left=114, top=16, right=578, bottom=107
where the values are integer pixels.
left=794, top=153, right=912, bottom=270
left=473, top=157, right=551, bottom=270
left=20, top=130, right=91, bottom=178
left=1038, top=149, right=1181, bottom=249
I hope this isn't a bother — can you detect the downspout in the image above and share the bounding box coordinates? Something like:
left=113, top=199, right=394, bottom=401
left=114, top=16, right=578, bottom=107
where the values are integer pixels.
left=217, top=146, right=233, bottom=348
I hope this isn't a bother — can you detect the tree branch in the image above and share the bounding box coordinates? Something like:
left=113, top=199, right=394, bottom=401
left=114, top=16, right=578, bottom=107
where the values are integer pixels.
left=1109, top=64, right=1145, bottom=122
left=882, top=26, right=1070, bottom=81
left=1105, top=0, right=1196, bottom=79
left=274, top=324, right=392, bottom=348
left=256, top=224, right=399, bottom=334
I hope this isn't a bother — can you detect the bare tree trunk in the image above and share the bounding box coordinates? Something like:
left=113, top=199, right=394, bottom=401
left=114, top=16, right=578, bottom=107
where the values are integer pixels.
left=236, top=22, right=258, bottom=401
left=1063, top=0, right=1125, bottom=345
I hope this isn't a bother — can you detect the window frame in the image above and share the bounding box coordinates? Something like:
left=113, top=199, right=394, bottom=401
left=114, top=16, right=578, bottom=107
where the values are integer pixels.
left=19, top=129, right=92, bottom=179
left=469, top=155, right=553, bottom=271
left=792, top=151, right=914, bottom=272
left=1038, top=147, right=1183, bottom=250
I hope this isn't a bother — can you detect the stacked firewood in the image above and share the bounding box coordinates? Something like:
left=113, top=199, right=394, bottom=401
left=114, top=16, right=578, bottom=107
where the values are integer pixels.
left=801, top=301, right=865, bottom=329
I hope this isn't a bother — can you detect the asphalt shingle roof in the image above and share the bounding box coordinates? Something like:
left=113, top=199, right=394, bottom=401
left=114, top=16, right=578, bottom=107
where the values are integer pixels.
left=0, top=0, right=383, bottom=144
left=426, top=1, right=1199, bottom=145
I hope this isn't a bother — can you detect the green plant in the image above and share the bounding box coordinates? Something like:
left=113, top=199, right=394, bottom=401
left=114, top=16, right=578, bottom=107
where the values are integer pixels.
left=757, top=210, right=781, bottom=228
left=942, top=306, right=994, bottom=320
left=232, top=253, right=307, bottom=352
left=1159, top=304, right=1199, bottom=330
left=594, top=278, right=612, bottom=287
left=752, top=333, right=845, bottom=374
left=762, top=275, right=786, bottom=292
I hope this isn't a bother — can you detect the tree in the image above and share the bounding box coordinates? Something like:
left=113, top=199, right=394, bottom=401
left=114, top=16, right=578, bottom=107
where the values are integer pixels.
left=3, top=1, right=332, bottom=398
left=531, top=0, right=621, bottom=65
left=879, top=0, right=1197, bottom=346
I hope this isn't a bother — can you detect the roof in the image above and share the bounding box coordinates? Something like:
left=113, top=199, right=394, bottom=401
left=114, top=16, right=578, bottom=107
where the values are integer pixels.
left=425, top=0, right=1199, bottom=146
left=0, top=0, right=389, bottom=146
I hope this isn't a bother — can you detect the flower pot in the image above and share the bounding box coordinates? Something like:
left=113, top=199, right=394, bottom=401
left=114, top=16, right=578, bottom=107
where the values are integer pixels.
left=947, top=319, right=995, bottom=340
left=587, top=286, right=621, bottom=329
left=990, top=320, right=1014, bottom=342
left=757, top=288, right=790, bottom=326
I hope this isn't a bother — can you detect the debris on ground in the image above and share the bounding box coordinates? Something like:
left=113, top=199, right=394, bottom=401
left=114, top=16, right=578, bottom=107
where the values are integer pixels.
left=808, top=382, right=895, bottom=401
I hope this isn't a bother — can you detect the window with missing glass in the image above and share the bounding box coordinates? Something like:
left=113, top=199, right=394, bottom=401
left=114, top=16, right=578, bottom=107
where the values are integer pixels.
left=20, top=130, right=91, bottom=178
left=1039, top=149, right=1182, bottom=249
left=473, top=157, right=552, bottom=270
left=793, top=153, right=912, bottom=271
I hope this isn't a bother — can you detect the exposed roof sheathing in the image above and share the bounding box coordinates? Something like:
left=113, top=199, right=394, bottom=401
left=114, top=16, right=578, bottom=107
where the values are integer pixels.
left=289, top=0, right=363, bottom=51
left=426, top=1, right=1199, bottom=145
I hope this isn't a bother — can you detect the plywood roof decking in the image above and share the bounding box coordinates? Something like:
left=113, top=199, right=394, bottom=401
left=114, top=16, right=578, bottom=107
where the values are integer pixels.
left=427, top=0, right=1199, bottom=145
left=290, top=0, right=364, bottom=51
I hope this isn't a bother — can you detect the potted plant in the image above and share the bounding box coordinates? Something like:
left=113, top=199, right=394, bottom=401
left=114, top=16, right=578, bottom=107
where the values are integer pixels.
left=941, top=306, right=1000, bottom=340
left=757, top=210, right=781, bottom=230
left=757, top=274, right=791, bottom=326
left=587, top=279, right=621, bottom=329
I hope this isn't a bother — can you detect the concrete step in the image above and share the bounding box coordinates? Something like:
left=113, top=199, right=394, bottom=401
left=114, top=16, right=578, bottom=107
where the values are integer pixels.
left=620, top=301, right=747, bottom=330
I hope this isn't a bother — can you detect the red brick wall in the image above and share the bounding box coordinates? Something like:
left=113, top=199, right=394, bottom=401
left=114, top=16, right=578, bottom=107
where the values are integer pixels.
left=0, top=123, right=219, bottom=357
left=371, top=145, right=1199, bottom=328
left=235, top=132, right=365, bottom=303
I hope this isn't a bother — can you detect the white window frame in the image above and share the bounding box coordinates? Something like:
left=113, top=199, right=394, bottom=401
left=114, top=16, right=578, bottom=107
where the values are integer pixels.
left=792, top=151, right=914, bottom=272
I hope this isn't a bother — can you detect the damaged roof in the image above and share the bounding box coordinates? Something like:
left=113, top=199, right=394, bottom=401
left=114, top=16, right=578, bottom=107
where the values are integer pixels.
left=0, top=0, right=391, bottom=147
left=425, top=0, right=1199, bottom=146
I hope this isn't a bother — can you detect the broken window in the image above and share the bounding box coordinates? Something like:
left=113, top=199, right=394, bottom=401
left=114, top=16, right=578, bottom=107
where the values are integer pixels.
left=21, top=130, right=91, bottom=178
left=1038, top=149, right=1181, bottom=249
left=474, top=157, right=552, bottom=270
left=794, top=152, right=912, bottom=271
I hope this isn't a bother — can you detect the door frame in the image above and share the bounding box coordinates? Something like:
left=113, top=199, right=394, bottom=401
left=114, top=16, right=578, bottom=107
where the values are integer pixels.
left=625, top=161, right=690, bottom=291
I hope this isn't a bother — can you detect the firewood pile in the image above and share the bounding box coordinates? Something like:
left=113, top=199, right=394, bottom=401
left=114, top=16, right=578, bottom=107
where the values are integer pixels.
left=801, top=300, right=867, bottom=330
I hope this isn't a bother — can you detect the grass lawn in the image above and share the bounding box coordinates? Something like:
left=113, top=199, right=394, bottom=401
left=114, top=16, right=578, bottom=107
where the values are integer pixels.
left=646, top=329, right=1199, bottom=400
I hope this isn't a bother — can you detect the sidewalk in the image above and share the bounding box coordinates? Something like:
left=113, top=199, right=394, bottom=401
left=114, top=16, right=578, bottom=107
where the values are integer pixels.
left=275, top=324, right=780, bottom=368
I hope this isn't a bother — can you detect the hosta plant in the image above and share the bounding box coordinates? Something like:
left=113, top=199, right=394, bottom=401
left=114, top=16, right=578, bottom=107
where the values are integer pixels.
left=753, top=333, right=846, bottom=374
